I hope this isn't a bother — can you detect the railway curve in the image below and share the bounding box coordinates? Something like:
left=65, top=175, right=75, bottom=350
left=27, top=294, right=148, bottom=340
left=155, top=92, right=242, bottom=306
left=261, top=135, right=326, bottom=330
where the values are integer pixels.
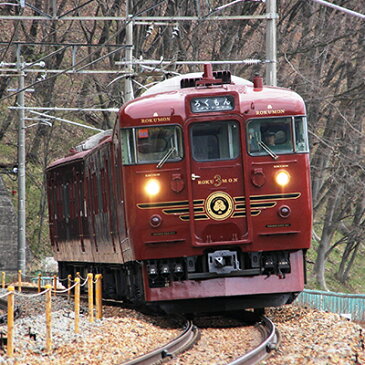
left=123, top=312, right=279, bottom=365
left=122, top=319, right=199, bottom=365
left=228, top=315, right=279, bottom=365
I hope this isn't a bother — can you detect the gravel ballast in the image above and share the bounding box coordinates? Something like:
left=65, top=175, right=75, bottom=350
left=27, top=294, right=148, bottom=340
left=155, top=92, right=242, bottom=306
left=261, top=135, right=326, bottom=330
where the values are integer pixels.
left=0, top=290, right=364, bottom=364
left=0, top=292, right=180, bottom=364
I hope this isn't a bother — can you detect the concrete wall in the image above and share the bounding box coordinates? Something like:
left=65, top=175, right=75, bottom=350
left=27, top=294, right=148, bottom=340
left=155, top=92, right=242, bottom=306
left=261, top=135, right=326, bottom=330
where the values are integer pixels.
left=0, top=176, right=18, bottom=272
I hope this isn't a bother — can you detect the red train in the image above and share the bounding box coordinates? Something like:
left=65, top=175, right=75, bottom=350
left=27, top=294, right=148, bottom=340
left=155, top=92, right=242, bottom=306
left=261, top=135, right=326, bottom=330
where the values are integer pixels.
left=46, top=64, right=312, bottom=313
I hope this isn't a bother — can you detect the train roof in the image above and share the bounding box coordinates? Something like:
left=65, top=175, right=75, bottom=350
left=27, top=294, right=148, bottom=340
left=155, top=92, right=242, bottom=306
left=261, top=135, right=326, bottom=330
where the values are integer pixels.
left=46, top=130, right=112, bottom=170
left=120, top=68, right=305, bottom=126
left=142, top=72, right=253, bottom=96
left=73, top=129, right=112, bottom=152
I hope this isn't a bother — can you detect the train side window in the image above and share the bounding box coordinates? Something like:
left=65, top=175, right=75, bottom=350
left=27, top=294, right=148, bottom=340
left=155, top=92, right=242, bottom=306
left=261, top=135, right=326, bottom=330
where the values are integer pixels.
left=247, top=117, right=310, bottom=156
left=62, top=182, right=70, bottom=222
left=121, top=125, right=183, bottom=165
left=121, top=129, right=136, bottom=164
left=190, top=121, right=239, bottom=161
left=294, top=117, right=309, bottom=153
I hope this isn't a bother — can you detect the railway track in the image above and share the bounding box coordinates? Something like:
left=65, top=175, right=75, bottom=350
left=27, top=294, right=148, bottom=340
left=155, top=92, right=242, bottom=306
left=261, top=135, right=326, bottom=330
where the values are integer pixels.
left=122, top=313, right=279, bottom=365
left=122, top=319, right=199, bottom=365
left=228, top=315, right=279, bottom=365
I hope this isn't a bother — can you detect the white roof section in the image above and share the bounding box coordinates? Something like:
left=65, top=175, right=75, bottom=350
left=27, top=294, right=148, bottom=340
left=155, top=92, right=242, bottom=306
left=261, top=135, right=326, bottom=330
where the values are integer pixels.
left=142, top=72, right=253, bottom=96
left=74, top=129, right=112, bottom=152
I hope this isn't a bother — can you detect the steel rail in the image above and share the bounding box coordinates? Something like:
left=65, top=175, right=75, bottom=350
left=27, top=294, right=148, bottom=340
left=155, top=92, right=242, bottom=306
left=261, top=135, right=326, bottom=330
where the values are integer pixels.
left=121, top=319, right=199, bottom=365
left=228, top=315, right=279, bottom=365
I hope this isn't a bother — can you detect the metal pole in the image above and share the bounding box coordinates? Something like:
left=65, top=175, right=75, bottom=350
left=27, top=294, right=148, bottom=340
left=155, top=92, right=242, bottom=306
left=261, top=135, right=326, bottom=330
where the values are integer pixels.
left=95, top=274, right=103, bottom=320
left=88, top=273, right=94, bottom=323
left=51, top=0, right=57, bottom=19
left=74, top=277, right=80, bottom=333
left=45, top=284, right=52, bottom=353
left=124, top=16, right=134, bottom=102
left=7, top=286, right=14, bottom=357
left=265, top=0, right=277, bottom=86
left=16, top=45, right=26, bottom=274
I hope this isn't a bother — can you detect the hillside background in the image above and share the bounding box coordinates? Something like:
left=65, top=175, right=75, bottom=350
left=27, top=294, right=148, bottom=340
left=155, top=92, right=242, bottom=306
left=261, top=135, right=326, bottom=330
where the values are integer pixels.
left=0, top=0, right=364, bottom=291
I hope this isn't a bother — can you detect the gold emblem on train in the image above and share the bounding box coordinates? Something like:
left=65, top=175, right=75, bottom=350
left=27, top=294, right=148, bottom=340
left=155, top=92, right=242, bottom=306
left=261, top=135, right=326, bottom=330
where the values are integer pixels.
left=205, top=191, right=234, bottom=221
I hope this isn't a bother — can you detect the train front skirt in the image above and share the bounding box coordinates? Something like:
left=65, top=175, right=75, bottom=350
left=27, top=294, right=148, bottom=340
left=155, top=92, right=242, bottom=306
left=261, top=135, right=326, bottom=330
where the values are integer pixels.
left=145, top=251, right=304, bottom=313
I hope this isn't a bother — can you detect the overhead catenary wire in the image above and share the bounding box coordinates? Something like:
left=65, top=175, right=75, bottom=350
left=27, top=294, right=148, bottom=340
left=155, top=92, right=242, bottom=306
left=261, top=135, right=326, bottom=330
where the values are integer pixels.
left=0, top=7, right=24, bottom=64
left=117, top=59, right=265, bottom=66
left=58, top=0, right=96, bottom=19
left=0, top=44, right=132, bottom=102
left=0, top=5, right=271, bottom=103
left=0, top=0, right=169, bottom=102
left=206, top=0, right=265, bottom=17
left=0, top=0, right=271, bottom=103
left=310, top=0, right=365, bottom=20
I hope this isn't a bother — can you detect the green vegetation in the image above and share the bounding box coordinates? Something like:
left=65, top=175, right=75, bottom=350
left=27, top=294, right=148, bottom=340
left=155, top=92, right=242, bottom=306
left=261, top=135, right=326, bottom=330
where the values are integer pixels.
left=306, top=238, right=365, bottom=294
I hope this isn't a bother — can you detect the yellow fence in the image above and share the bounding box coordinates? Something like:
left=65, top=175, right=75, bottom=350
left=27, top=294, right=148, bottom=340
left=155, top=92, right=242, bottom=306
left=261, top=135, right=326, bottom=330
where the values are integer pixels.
left=0, top=271, right=103, bottom=357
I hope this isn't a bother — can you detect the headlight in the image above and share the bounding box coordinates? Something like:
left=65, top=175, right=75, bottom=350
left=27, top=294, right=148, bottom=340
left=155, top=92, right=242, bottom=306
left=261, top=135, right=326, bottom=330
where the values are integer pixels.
left=275, top=170, right=290, bottom=187
left=144, top=179, right=161, bottom=196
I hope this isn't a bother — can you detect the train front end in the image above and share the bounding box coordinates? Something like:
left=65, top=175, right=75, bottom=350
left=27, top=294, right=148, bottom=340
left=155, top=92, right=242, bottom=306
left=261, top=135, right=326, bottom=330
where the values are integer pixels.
left=118, top=66, right=312, bottom=313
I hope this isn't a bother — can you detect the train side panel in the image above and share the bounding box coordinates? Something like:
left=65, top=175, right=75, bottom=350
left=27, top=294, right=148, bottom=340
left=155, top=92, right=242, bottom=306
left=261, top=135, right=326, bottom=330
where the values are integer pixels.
left=47, top=157, right=95, bottom=263
left=47, top=138, right=129, bottom=265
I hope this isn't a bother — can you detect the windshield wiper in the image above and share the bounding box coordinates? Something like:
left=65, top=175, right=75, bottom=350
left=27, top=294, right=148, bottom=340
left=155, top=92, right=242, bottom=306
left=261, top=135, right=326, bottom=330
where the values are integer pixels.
left=156, top=146, right=176, bottom=169
left=258, top=141, right=278, bottom=160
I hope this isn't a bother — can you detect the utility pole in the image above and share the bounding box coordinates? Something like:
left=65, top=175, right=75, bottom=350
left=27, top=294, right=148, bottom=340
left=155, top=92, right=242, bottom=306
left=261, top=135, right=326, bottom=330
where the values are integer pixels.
left=265, top=0, right=277, bottom=86
left=16, top=45, right=26, bottom=274
left=125, top=16, right=134, bottom=102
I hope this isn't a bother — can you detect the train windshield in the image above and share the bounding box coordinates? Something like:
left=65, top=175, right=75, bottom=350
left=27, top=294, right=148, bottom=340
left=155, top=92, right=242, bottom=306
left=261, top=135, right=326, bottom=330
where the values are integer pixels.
left=121, top=125, right=183, bottom=165
left=190, top=121, right=240, bottom=161
left=247, top=116, right=309, bottom=156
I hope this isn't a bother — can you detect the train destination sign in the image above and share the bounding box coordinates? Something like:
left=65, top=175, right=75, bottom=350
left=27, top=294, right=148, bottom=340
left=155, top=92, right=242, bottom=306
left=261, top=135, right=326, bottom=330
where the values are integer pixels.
left=191, top=95, right=234, bottom=113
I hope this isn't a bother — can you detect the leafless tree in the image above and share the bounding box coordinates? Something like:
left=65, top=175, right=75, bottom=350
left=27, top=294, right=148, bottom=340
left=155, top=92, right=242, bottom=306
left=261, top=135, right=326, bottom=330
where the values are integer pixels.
left=0, top=0, right=364, bottom=282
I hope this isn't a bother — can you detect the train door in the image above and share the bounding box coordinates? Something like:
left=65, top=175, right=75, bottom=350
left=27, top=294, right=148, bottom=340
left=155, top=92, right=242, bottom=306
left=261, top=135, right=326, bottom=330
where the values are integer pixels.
left=188, top=118, right=249, bottom=245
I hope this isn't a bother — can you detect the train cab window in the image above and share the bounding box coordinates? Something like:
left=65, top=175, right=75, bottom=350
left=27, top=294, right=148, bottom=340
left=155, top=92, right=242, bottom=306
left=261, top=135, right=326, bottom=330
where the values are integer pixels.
left=294, top=116, right=309, bottom=153
left=121, top=125, right=183, bottom=165
left=247, top=116, right=309, bottom=156
left=190, top=121, right=240, bottom=161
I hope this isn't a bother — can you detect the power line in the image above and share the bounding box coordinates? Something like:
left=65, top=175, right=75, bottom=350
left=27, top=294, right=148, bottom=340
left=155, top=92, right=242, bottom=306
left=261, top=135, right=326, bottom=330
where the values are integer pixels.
left=310, top=0, right=365, bottom=20
left=58, top=0, right=96, bottom=19
left=0, top=41, right=129, bottom=47
left=0, top=1, right=174, bottom=102
left=0, top=2, right=276, bottom=102
left=0, top=7, right=23, bottom=64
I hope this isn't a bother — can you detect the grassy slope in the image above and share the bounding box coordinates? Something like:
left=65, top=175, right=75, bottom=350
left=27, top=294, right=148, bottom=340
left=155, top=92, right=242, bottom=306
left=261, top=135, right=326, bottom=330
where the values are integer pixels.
left=306, top=240, right=365, bottom=294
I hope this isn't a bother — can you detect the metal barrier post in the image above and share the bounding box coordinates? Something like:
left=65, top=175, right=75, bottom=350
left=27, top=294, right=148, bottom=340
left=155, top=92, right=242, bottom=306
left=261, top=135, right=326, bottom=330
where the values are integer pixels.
left=95, top=274, right=103, bottom=320
left=38, top=273, right=41, bottom=293
left=53, top=275, right=57, bottom=296
left=17, top=270, right=21, bottom=293
left=2, top=272, right=5, bottom=289
left=67, top=274, right=71, bottom=301
left=45, top=284, right=52, bottom=353
left=7, top=286, right=14, bottom=357
left=74, top=277, right=80, bottom=333
left=88, top=273, right=94, bottom=323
